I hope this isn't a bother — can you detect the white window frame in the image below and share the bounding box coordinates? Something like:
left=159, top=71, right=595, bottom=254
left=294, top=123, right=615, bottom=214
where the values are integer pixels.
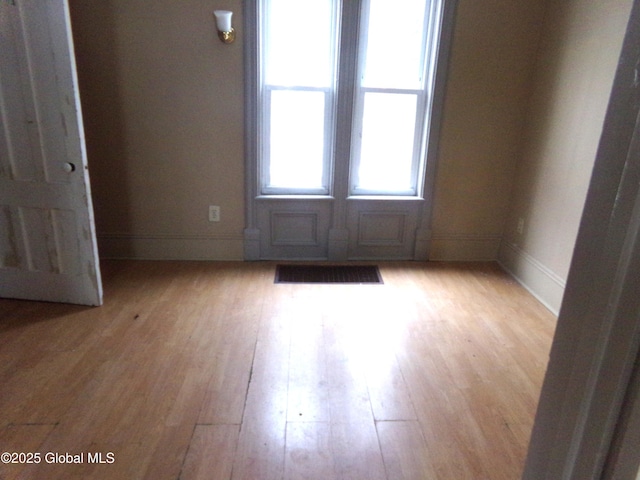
left=349, top=0, right=443, bottom=197
left=257, top=0, right=340, bottom=196
left=255, top=0, right=444, bottom=198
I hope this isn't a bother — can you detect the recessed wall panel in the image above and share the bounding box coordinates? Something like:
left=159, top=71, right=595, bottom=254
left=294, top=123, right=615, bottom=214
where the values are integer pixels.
left=256, top=198, right=332, bottom=259
left=347, top=199, right=422, bottom=259
left=358, top=212, right=407, bottom=246
left=271, top=212, right=319, bottom=246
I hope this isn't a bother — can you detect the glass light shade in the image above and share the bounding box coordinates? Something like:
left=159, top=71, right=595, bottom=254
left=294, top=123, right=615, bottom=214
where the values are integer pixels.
left=214, top=10, right=233, bottom=32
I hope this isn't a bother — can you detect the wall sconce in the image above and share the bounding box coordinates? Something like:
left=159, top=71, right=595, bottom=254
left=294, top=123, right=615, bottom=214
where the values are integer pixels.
left=214, top=10, right=235, bottom=44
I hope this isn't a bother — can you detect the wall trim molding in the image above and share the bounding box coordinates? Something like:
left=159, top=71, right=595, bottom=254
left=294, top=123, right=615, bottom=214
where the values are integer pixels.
left=97, top=233, right=244, bottom=261
left=498, top=240, right=566, bottom=315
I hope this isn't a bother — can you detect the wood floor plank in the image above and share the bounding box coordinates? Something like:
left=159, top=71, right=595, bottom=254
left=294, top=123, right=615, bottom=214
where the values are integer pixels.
left=0, top=260, right=556, bottom=480
left=324, top=320, right=376, bottom=425
left=377, top=420, right=438, bottom=479
left=284, top=422, right=333, bottom=480
left=328, top=286, right=418, bottom=422
left=0, top=424, right=57, bottom=480
left=232, top=418, right=286, bottom=480
left=232, top=286, right=290, bottom=480
left=330, top=421, right=387, bottom=480
left=180, top=424, right=240, bottom=480
left=143, top=424, right=195, bottom=480
left=197, top=315, right=260, bottom=424
left=287, top=297, right=329, bottom=423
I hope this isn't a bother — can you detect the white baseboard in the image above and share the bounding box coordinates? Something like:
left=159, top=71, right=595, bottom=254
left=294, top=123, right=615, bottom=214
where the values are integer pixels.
left=429, top=233, right=502, bottom=261
left=498, top=240, right=565, bottom=315
left=97, top=233, right=244, bottom=261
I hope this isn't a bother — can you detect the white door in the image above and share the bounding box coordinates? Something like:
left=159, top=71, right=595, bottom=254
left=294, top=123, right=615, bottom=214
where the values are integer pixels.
left=0, top=0, right=102, bottom=306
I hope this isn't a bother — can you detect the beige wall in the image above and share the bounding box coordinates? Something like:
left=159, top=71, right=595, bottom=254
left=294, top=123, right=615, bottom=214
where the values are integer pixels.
left=498, top=0, right=633, bottom=313
left=70, top=0, right=246, bottom=260
left=430, top=0, right=546, bottom=260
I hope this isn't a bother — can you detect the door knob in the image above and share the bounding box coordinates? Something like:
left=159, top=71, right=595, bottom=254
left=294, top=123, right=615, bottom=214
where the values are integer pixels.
left=62, top=162, right=76, bottom=173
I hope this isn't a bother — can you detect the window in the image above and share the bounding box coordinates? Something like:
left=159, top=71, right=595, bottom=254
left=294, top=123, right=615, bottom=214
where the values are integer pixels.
left=258, top=0, right=443, bottom=196
left=259, top=0, right=339, bottom=194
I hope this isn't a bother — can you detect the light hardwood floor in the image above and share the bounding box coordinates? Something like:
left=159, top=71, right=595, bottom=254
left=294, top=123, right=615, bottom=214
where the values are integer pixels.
left=0, top=261, right=555, bottom=480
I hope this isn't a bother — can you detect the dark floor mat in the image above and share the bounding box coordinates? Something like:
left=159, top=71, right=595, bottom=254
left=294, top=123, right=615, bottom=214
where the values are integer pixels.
left=275, top=265, right=383, bottom=284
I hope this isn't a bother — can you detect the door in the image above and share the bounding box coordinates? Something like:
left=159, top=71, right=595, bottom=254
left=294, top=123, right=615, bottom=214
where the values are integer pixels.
left=244, top=0, right=456, bottom=261
left=0, top=0, right=103, bottom=305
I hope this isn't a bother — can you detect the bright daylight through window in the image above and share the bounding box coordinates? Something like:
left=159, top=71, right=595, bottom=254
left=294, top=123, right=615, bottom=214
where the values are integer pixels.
left=259, top=0, right=441, bottom=196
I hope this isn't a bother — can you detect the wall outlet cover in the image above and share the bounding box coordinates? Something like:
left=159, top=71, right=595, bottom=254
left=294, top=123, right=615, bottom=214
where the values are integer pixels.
left=209, top=205, right=220, bottom=222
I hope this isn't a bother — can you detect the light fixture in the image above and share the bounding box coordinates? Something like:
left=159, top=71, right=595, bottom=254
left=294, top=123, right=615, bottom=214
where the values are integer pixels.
left=213, top=10, right=235, bottom=44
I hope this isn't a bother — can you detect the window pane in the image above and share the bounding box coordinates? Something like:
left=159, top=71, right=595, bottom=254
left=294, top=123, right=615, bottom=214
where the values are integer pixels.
left=362, top=0, right=428, bottom=89
left=356, top=93, right=418, bottom=192
left=268, top=90, right=327, bottom=190
left=264, top=0, right=336, bottom=87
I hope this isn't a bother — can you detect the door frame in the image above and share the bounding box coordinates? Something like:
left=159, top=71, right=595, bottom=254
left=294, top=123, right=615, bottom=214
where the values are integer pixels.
left=523, top=1, right=640, bottom=477
left=243, top=0, right=458, bottom=261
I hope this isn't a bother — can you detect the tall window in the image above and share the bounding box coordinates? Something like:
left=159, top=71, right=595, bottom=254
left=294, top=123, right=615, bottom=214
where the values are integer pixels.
left=258, top=0, right=442, bottom=196
left=259, top=0, right=339, bottom=194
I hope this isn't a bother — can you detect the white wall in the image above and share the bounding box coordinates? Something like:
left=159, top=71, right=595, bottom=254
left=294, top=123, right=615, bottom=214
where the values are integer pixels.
left=498, top=0, right=633, bottom=313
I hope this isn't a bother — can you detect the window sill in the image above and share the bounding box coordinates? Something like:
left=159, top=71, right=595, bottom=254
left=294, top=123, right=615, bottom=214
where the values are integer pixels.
left=255, top=195, right=335, bottom=200
left=347, top=195, right=424, bottom=201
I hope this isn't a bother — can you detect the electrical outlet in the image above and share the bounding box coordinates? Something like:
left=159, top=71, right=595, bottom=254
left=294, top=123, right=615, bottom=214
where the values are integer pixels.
left=517, top=217, right=525, bottom=235
left=209, top=205, right=220, bottom=222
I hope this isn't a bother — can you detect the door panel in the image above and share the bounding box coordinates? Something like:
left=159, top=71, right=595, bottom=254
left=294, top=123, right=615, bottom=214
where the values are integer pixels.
left=256, top=198, right=333, bottom=260
left=0, top=0, right=102, bottom=305
left=346, top=199, right=423, bottom=260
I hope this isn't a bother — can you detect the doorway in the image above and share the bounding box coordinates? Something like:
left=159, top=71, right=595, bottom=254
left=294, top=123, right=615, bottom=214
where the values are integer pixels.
left=244, top=0, right=456, bottom=261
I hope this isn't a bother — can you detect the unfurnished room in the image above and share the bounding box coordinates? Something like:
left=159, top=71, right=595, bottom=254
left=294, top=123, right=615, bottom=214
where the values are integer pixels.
left=1, top=0, right=640, bottom=479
